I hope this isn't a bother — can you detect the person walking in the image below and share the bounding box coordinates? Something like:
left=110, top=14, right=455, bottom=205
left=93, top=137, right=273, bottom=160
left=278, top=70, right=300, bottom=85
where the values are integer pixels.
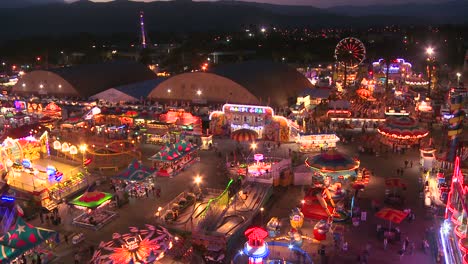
left=404, top=237, right=409, bottom=251
left=45, top=214, right=50, bottom=226
left=398, top=247, right=405, bottom=261
left=410, top=160, right=413, bottom=168
left=156, top=186, right=161, bottom=198
left=383, top=237, right=388, bottom=250
left=409, top=242, right=415, bottom=255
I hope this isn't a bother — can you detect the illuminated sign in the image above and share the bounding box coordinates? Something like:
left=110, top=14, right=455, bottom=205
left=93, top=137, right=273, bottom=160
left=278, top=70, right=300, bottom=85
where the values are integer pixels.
left=223, top=104, right=274, bottom=115
left=22, top=159, right=32, bottom=169
left=231, top=124, right=263, bottom=131
left=1, top=196, right=15, bottom=202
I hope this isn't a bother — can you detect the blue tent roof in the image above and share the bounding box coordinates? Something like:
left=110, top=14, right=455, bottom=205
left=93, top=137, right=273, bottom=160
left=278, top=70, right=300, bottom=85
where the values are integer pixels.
left=114, top=78, right=168, bottom=99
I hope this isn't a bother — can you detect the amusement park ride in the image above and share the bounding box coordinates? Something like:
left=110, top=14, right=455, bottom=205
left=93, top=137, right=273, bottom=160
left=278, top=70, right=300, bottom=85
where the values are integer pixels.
left=334, top=37, right=366, bottom=90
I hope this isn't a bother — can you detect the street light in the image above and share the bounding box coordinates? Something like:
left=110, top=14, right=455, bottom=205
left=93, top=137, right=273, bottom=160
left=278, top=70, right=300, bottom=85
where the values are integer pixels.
left=251, top=142, right=257, bottom=151
left=196, top=90, right=202, bottom=96
left=79, top=144, right=87, bottom=164
left=260, top=207, right=264, bottom=225
left=194, top=175, right=202, bottom=193
left=425, top=47, right=435, bottom=96
left=457, top=72, right=462, bottom=85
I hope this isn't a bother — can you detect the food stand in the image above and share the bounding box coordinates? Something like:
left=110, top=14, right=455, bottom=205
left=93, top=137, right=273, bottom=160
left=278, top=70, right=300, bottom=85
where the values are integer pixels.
left=113, top=159, right=155, bottom=197
left=149, top=137, right=198, bottom=177
left=297, top=134, right=340, bottom=152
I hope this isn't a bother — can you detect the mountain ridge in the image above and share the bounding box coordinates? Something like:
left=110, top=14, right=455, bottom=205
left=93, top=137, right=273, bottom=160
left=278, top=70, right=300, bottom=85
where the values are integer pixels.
left=0, top=0, right=465, bottom=41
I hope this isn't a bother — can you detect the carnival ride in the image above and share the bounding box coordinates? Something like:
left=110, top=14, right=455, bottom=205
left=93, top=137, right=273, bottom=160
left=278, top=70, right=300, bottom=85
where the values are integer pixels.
left=305, top=149, right=360, bottom=180
left=85, top=140, right=141, bottom=170
left=162, top=179, right=272, bottom=254
left=335, top=37, right=366, bottom=89
left=91, top=225, right=173, bottom=264
left=335, top=37, right=366, bottom=68
left=301, top=187, right=349, bottom=222
left=377, top=116, right=429, bottom=147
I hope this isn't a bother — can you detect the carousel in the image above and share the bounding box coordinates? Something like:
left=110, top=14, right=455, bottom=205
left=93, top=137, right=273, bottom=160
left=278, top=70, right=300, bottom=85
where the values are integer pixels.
left=90, top=225, right=174, bottom=264
left=377, top=116, right=429, bottom=148
left=305, top=149, right=360, bottom=181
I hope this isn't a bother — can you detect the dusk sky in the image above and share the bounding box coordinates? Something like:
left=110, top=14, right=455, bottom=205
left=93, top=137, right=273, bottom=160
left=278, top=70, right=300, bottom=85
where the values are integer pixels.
left=58, top=0, right=451, bottom=8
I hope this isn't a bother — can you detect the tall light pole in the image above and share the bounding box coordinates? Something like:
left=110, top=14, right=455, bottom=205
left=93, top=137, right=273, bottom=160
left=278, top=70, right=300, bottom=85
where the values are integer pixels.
left=260, top=207, right=264, bottom=225
left=79, top=144, right=87, bottom=165
left=457, top=72, right=462, bottom=86
left=246, top=142, right=257, bottom=177
left=426, top=47, right=435, bottom=97
left=194, top=175, right=202, bottom=194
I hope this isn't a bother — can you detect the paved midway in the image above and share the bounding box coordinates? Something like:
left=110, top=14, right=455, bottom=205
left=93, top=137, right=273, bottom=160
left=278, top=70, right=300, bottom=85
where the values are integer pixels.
left=23, top=129, right=440, bottom=263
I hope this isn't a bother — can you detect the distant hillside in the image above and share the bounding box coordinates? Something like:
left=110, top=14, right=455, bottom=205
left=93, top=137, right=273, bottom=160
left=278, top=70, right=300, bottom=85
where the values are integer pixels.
left=0, top=0, right=463, bottom=41
left=328, top=0, right=468, bottom=24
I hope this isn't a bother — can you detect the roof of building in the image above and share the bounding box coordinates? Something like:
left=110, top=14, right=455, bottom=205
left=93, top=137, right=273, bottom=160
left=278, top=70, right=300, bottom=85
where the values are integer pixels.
left=113, top=78, right=168, bottom=99
left=47, top=61, right=157, bottom=98
left=299, top=88, right=331, bottom=99
left=210, top=61, right=313, bottom=106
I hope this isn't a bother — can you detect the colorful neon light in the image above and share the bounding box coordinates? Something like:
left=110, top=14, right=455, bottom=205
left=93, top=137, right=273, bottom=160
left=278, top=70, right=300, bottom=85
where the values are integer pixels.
left=223, top=104, right=273, bottom=115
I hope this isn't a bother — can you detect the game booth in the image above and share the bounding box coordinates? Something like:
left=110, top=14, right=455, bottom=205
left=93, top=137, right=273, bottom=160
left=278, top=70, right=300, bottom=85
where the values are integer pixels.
left=377, top=116, right=429, bottom=148
left=297, top=134, right=340, bottom=153
left=149, top=137, right=198, bottom=177
left=70, top=184, right=117, bottom=230
left=113, top=159, right=156, bottom=198
left=0, top=217, right=58, bottom=263
left=209, top=103, right=300, bottom=142
left=90, top=225, right=174, bottom=263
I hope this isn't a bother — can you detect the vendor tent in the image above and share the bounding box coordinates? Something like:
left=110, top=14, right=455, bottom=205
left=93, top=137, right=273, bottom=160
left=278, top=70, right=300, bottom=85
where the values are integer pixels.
left=375, top=207, right=408, bottom=227
left=149, top=138, right=197, bottom=162
left=0, top=217, right=57, bottom=261
left=114, top=159, right=155, bottom=182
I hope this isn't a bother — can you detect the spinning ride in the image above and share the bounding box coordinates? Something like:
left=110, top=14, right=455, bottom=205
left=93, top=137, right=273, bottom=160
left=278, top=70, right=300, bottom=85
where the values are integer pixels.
left=377, top=116, right=429, bottom=147
left=91, top=225, right=173, bottom=264
left=305, top=149, right=360, bottom=180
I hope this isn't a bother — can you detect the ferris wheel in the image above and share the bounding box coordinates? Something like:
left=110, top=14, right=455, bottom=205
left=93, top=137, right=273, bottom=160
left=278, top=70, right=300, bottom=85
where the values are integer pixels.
left=334, top=37, right=366, bottom=68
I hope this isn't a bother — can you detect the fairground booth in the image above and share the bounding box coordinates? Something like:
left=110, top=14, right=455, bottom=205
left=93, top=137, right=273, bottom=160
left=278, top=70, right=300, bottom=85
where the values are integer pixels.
left=0, top=217, right=58, bottom=263
left=113, top=159, right=156, bottom=197
left=377, top=116, right=429, bottom=148
left=209, top=103, right=299, bottom=142
left=441, top=157, right=468, bottom=264
left=149, top=137, right=198, bottom=177
left=415, top=98, right=434, bottom=123
left=297, top=134, right=340, bottom=153
left=69, top=184, right=117, bottom=230
left=145, top=109, right=202, bottom=144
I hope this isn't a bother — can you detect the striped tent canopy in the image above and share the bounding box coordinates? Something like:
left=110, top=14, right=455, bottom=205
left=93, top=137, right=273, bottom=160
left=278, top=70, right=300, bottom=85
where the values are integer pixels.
left=377, top=116, right=428, bottom=139
left=231, top=129, right=258, bottom=142
left=305, top=149, right=360, bottom=172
